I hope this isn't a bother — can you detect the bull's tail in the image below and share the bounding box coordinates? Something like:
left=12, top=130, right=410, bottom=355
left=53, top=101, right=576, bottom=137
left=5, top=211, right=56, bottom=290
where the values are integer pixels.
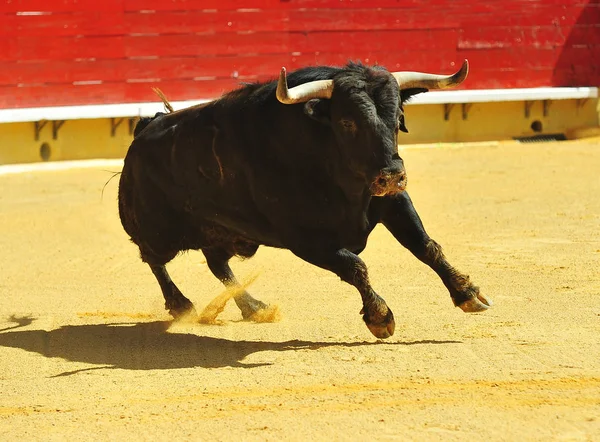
left=132, top=88, right=175, bottom=138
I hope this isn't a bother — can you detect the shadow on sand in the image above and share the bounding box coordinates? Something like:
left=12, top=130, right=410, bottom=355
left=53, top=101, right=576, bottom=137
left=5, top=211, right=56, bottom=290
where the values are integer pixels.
left=0, top=316, right=461, bottom=376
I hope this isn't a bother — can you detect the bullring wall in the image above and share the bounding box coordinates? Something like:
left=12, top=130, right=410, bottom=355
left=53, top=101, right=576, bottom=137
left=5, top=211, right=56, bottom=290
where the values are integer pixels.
left=0, top=0, right=599, bottom=163
left=1, top=0, right=599, bottom=108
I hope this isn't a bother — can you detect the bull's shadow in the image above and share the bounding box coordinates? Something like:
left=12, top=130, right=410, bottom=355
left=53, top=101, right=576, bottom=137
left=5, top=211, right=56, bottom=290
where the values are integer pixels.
left=0, top=317, right=460, bottom=376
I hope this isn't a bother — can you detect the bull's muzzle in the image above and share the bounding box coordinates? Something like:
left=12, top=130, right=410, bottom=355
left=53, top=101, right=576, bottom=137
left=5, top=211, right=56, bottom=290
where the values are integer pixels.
left=371, top=169, right=407, bottom=197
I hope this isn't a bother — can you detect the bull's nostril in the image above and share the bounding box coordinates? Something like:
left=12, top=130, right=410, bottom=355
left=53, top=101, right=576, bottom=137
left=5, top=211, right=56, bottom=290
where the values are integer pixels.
left=377, top=177, right=387, bottom=187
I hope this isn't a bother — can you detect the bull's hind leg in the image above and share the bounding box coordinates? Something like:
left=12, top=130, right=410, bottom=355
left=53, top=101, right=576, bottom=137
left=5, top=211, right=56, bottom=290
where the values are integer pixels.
left=202, top=248, right=268, bottom=320
left=140, top=245, right=196, bottom=319
left=381, top=192, right=492, bottom=311
left=149, top=264, right=197, bottom=319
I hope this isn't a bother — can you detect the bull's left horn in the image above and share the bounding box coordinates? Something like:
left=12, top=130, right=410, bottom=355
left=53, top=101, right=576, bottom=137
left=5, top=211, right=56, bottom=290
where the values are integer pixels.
left=276, top=67, right=334, bottom=104
left=391, top=59, right=469, bottom=90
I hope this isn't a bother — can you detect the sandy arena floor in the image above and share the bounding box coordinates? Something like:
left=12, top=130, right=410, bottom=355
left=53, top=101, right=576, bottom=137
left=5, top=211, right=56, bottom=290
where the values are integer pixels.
left=0, top=140, right=599, bottom=441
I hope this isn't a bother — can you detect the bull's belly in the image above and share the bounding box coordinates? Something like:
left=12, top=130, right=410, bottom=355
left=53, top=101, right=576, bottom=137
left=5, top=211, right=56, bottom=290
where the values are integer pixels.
left=186, top=212, right=284, bottom=250
left=187, top=213, right=371, bottom=256
left=184, top=191, right=374, bottom=254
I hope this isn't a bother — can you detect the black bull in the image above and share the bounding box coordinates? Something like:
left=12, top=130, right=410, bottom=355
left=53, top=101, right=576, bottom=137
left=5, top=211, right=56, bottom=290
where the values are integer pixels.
left=118, top=60, right=492, bottom=339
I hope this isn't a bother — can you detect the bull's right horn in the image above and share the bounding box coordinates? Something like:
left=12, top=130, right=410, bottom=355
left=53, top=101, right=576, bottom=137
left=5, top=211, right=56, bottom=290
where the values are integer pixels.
left=276, top=67, right=334, bottom=104
left=391, top=59, right=469, bottom=90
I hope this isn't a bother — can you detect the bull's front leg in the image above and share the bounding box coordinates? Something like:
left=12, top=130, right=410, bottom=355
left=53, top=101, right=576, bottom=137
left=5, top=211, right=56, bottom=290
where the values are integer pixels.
left=292, top=248, right=395, bottom=338
left=380, top=192, right=492, bottom=311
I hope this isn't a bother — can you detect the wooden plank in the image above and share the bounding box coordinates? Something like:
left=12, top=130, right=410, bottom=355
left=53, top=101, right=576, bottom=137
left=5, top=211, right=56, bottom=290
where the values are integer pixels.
left=3, top=0, right=594, bottom=14
left=124, top=9, right=460, bottom=34
left=1, top=9, right=460, bottom=37
left=460, top=5, right=598, bottom=27
left=460, top=67, right=599, bottom=89
left=0, top=49, right=466, bottom=86
left=0, top=29, right=458, bottom=62
left=3, top=5, right=594, bottom=37
left=123, top=0, right=423, bottom=11
left=457, top=46, right=600, bottom=71
left=125, top=29, right=459, bottom=58
left=1, top=11, right=126, bottom=37
left=2, top=0, right=422, bottom=13
left=0, top=0, right=125, bottom=13
left=119, top=5, right=600, bottom=33
left=3, top=44, right=597, bottom=88
left=566, top=24, right=600, bottom=45
left=460, top=24, right=600, bottom=50
left=0, top=35, right=126, bottom=62
left=121, top=0, right=595, bottom=12
left=554, top=46, right=600, bottom=68
left=0, top=79, right=239, bottom=108
left=460, top=26, right=558, bottom=50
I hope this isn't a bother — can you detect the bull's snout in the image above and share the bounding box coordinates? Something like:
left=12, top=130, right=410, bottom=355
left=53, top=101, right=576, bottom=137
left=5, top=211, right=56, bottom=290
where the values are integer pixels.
left=371, top=167, right=407, bottom=197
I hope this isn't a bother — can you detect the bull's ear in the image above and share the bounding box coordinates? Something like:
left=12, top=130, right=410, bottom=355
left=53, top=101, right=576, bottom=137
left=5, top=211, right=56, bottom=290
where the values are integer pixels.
left=304, top=98, right=331, bottom=125
left=400, top=87, right=428, bottom=103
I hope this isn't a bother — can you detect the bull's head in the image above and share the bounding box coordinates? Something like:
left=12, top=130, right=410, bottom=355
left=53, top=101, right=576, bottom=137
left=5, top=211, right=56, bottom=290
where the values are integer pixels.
left=276, top=60, right=469, bottom=196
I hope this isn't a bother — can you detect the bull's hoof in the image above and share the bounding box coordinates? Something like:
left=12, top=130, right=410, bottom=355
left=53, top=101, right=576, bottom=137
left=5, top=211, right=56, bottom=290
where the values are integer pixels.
left=239, top=299, right=270, bottom=321
left=458, top=293, right=493, bottom=313
left=166, top=297, right=198, bottom=320
left=234, top=291, right=270, bottom=320
left=361, top=308, right=395, bottom=339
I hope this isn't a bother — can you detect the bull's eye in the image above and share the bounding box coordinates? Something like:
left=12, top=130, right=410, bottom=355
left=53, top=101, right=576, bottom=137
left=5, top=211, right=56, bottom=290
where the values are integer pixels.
left=339, top=118, right=357, bottom=135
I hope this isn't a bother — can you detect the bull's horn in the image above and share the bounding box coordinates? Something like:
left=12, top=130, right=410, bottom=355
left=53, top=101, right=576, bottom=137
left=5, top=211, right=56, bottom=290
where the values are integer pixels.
left=391, top=59, right=469, bottom=90
left=276, top=67, right=334, bottom=104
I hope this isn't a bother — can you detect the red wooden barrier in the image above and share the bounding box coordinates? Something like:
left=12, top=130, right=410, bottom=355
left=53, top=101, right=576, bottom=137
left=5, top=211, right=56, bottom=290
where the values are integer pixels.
left=0, top=0, right=598, bottom=108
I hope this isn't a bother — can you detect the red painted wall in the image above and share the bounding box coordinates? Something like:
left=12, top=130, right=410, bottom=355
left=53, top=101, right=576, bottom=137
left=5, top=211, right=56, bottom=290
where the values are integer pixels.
left=1, top=0, right=598, bottom=108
